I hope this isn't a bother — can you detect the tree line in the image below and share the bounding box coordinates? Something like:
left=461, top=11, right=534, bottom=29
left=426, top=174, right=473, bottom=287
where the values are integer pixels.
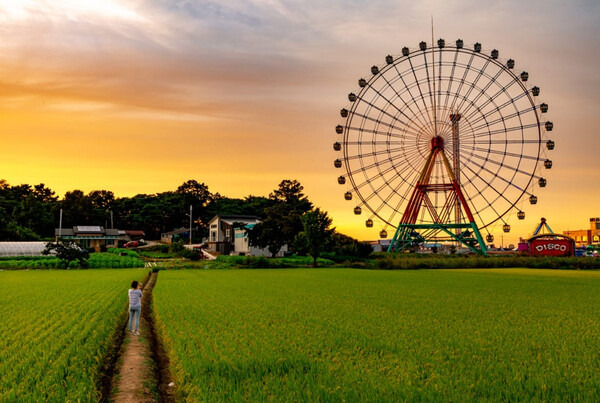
left=0, top=178, right=371, bottom=261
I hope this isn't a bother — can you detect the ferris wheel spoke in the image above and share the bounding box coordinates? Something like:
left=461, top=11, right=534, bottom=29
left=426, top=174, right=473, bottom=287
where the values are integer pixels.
left=467, top=122, right=540, bottom=138
left=356, top=166, right=418, bottom=209
left=462, top=161, right=518, bottom=209
left=385, top=168, right=422, bottom=226
left=477, top=86, right=527, bottom=117
left=450, top=53, right=475, bottom=111
left=468, top=146, right=539, bottom=161
left=456, top=64, right=505, bottom=119
left=421, top=50, right=437, bottom=128
left=471, top=139, right=541, bottom=145
left=346, top=145, right=422, bottom=178
left=465, top=93, right=533, bottom=130
left=456, top=53, right=490, bottom=111
left=407, top=56, right=433, bottom=125
left=345, top=146, right=407, bottom=162
left=458, top=168, right=505, bottom=229
left=344, top=140, right=407, bottom=146
left=346, top=125, right=415, bottom=141
left=442, top=49, right=460, bottom=110
left=467, top=106, right=538, bottom=132
left=346, top=110, right=423, bottom=139
left=354, top=92, right=429, bottom=137
left=462, top=79, right=525, bottom=124
left=377, top=71, right=433, bottom=132
left=469, top=152, right=536, bottom=188
left=392, top=64, right=435, bottom=130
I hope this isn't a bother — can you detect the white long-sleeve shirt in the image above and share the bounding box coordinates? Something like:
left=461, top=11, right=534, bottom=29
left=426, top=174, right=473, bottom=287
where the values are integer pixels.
left=129, top=289, right=142, bottom=308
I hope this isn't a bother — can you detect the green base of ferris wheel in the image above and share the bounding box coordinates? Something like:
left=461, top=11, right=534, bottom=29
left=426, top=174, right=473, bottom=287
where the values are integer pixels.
left=387, top=222, right=488, bottom=255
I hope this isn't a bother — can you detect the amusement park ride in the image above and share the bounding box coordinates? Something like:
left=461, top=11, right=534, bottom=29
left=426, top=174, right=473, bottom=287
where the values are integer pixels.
left=334, top=38, right=554, bottom=254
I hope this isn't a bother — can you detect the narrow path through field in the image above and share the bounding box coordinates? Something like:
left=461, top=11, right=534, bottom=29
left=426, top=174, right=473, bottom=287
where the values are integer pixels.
left=112, top=273, right=157, bottom=402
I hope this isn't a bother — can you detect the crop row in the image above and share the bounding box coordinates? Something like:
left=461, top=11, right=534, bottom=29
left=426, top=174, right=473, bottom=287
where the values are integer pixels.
left=153, top=269, right=600, bottom=401
left=0, top=269, right=144, bottom=401
left=368, top=254, right=600, bottom=270
left=216, top=254, right=335, bottom=268
left=0, top=252, right=144, bottom=269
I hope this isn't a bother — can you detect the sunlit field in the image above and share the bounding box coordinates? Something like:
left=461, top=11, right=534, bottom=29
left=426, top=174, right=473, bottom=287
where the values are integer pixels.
left=153, top=268, right=600, bottom=401
left=0, top=269, right=143, bottom=401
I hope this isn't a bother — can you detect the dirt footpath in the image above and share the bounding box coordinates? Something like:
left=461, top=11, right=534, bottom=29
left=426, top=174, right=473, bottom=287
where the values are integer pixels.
left=113, top=274, right=158, bottom=403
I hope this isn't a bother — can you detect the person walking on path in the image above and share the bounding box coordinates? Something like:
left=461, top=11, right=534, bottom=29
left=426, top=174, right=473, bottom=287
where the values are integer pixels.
left=128, top=280, right=143, bottom=336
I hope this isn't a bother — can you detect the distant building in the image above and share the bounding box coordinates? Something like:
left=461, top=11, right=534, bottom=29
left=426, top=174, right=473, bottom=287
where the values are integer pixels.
left=205, top=215, right=287, bottom=256
left=367, top=239, right=391, bottom=253
left=119, top=230, right=146, bottom=243
left=161, top=228, right=190, bottom=244
left=55, top=226, right=119, bottom=251
left=563, top=218, right=600, bottom=247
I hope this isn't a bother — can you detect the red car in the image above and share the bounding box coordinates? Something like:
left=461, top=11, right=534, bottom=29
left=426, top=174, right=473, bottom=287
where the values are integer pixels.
left=124, top=241, right=139, bottom=248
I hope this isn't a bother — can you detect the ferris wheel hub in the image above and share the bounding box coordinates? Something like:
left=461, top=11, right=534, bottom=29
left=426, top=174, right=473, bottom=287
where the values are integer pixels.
left=430, top=136, right=444, bottom=151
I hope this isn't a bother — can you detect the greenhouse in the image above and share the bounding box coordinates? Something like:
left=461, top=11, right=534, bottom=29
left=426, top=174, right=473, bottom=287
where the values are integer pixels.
left=0, top=242, right=47, bottom=257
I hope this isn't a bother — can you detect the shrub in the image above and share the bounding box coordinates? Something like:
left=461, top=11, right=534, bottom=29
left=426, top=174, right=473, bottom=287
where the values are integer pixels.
left=182, top=249, right=202, bottom=261
left=170, top=241, right=185, bottom=253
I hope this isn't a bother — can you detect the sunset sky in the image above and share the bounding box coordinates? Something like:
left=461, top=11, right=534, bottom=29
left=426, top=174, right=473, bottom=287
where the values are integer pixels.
left=1, top=0, right=599, bottom=243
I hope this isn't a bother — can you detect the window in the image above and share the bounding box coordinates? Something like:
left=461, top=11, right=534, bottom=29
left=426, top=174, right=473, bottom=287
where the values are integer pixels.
left=211, top=231, right=216, bottom=241
left=582, top=236, right=588, bottom=242
left=226, top=229, right=230, bottom=238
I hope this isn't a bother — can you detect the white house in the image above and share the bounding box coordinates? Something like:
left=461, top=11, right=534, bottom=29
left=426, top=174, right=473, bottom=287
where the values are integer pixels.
left=206, top=215, right=288, bottom=257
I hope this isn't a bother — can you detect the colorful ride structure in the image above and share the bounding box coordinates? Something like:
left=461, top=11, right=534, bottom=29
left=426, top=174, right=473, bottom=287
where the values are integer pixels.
left=523, top=218, right=575, bottom=257
left=334, top=38, right=554, bottom=254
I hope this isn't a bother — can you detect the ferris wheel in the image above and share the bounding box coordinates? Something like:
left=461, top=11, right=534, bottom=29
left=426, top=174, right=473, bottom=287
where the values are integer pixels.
left=333, top=38, right=554, bottom=253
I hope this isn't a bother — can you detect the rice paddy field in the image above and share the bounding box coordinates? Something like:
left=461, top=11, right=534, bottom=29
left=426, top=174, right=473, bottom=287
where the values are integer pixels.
left=153, top=268, right=600, bottom=401
left=0, top=269, right=144, bottom=401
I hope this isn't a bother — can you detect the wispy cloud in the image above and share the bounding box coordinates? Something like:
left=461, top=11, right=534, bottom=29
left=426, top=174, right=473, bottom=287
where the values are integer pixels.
left=0, top=0, right=598, bottom=241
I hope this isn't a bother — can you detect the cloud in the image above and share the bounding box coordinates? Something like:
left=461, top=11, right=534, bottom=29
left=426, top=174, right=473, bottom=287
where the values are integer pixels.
left=0, top=0, right=599, bottom=242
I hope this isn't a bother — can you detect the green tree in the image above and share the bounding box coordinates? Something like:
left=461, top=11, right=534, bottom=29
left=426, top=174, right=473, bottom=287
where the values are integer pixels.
left=237, top=180, right=312, bottom=257
left=269, top=179, right=312, bottom=213
left=329, top=232, right=373, bottom=259
left=295, top=208, right=335, bottom=267
left=60, top=190, right=95, bottom=227
left=247, top=204, right=296, bottom=257
left=43, top=240, right=90, bottom=268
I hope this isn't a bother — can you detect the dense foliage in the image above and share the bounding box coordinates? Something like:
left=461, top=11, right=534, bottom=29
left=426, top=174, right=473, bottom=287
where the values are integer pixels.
left=0, top=178, right=316, bottom=242
left=247, top=180, right=313, bottom=257
left=0, top=270, right=143, bottom=401
left=0, top=251, right=144, bottom=269
left=294, top=208, right=335, bottom=267
left=215, top=254, right=335, bottom=268
left=153, top=269, right=600, bottom=401
left=0, top=177, right=371, bottom=261
left=367, top=253, right=600, bottom=270
left=43, top=239, right=90, bottom=268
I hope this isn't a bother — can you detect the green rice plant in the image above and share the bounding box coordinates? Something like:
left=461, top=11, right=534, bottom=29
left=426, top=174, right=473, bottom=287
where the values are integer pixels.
left=153, top=269, right=600, bottom=401
left=216, top=254, right=335, bottom=268
left=365, top=254, right=600, bottom=270
left=107, top=247, right=140, bottom=258
left=0, top=269, right=142, bottom=401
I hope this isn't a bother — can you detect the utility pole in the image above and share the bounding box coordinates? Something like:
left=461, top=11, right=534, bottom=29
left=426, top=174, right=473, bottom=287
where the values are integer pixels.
left=189, top=205, right=193, bottom=245
left=58, top=209, right=63, bottom=240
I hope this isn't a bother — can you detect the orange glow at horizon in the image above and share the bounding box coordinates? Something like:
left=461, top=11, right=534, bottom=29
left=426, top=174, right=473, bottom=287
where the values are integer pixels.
left=1, top=0, right=599, bottom=244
